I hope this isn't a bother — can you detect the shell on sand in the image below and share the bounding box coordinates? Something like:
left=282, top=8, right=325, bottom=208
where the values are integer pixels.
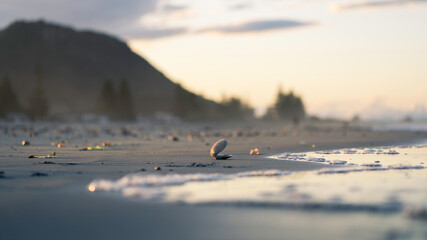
left=210, top=139, right=227, bottom=157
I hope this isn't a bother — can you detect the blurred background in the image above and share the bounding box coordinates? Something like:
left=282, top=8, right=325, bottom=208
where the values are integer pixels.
left=0, top=0, right=426, bottom=123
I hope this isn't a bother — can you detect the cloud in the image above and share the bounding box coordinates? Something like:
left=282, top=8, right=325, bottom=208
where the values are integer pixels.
left=0, top=0, right=158, bottom=30
left=162, top=4, right=188, bottom=13
left=229, top=2, right=252, bottom=11
left=198, top=19, right=313, bottom=34
left=0, top=0, right=191, bottom=40
left=331, top=0, right=427, bottom=12
left=127, top=26, right=188, bottom=39
left=0, top=1, right=315, bottom=41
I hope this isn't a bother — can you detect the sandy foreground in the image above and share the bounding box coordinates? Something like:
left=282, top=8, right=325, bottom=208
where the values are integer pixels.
left=0, top=123, right=426, bottom=239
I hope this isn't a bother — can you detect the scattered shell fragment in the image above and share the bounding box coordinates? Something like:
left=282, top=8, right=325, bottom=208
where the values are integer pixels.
left=210, top=139, right=232, bottom=160
left=250, top=148, right=261, bottom=155
left=28, top=154, right=56, bottom=159
left=80, top=145, right=104, bottom=151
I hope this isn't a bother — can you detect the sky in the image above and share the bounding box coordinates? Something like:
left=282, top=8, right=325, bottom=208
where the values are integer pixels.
left=1, top=0, right=426, bottom=120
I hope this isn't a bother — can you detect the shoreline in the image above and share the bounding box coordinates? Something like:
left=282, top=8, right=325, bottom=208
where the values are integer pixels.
left=0, top=129, right=426, bottom=193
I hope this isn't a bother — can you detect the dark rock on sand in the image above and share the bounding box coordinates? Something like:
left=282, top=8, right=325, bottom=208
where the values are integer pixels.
left=188, top=162, right=216, bottom=168
left=31, top=172, right=48, bottom=177
left=165, top=164, right=183, bottom=167
left=154, top=166, right=161, bottom=171
left=59, top=163, right=78, bottom=166
left=39, top=161, right=56, bottom=164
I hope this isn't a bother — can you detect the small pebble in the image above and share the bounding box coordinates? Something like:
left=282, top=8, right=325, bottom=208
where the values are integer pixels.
left=375, top=160, right=380, bottom=163
left=22, top=140, right=30, bottom=146
left=140, top=168, right=146, bottom=172
left=154, top=166, right=161, bottom=171
left=168, top=135, right=179, bottom=142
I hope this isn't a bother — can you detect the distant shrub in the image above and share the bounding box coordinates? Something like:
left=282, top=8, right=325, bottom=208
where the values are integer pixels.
left=264, top=87, right=305, bottom=122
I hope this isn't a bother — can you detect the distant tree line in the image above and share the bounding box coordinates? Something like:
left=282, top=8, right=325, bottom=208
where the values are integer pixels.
left=171, top=84, right=254, bottom=122
left=170, top=84, right=305, bottom=122
left=1, top=65, right=306, bottom=123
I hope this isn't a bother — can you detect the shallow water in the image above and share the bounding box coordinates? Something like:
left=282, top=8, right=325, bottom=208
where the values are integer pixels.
left=88, top=143, right=427, bottom=239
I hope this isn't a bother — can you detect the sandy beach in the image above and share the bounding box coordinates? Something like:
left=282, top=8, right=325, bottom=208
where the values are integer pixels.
left=1, top=122, right=426, bottom=239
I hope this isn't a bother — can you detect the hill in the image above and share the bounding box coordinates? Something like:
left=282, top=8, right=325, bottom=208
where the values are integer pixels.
left=0, top=20, right=218, bottom=120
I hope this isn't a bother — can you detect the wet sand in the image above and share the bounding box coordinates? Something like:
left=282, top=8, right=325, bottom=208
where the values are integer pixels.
left=0, top=123, right=426, bottom=239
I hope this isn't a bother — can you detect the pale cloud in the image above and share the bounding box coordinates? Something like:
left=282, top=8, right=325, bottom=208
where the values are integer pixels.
left=0, top=0, right=193, bottom=40
left=126, top=26, right=188, bottom=39
left=0, top=0, right=158, bottom=30
left=162, top=4, right=188, bottom=13
left=331, top=0, right=427, bottom=12
left=198, top=19, right=314, bottom=34
left=229, top=2, right=253, bottom=11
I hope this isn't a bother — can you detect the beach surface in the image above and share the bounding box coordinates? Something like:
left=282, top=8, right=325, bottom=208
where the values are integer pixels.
left=1, top=122, right=426, bottom=239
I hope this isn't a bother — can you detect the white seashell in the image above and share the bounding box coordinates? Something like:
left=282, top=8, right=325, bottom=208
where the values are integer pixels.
left=210, top=139, right=231, bottom=160
left=210, top=139, right=227, bottom=157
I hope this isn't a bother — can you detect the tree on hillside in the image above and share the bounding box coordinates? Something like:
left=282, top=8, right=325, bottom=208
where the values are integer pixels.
left=0, top=75, right=21, bottom=117
left=219, top=96, right=254, bottom=121
left=264, top=87, right=305, bottom=122
left=171, top=84, right=203, bottom=120
left=117, top=79, right=135, bottom=121
left=28, top=65, right=49, bottom=120
left=96, top=80, right=116, bottom=119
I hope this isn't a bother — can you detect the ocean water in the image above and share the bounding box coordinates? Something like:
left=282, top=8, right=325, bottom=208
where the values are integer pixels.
left=88, top=143, right=427, bottom=239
